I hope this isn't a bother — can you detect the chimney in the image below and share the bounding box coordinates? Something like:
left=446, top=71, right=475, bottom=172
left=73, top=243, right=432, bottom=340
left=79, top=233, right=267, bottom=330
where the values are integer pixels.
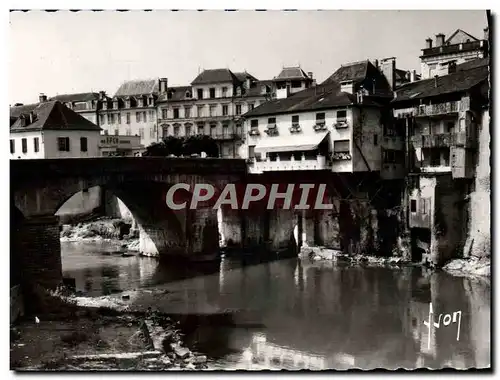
left=484, top=27, right=489, bottom=41
left=308, top=72, right=313, bottom=80
left=39, top=93, right=47, bottom=103
left=246, top=77, right=251, bottom=89
left=434, top=75, right=439, bottom=88
left=425, top=38, right=433, bottom=49
left=340, top=80, right=355, bottom=94
left=159, top=78, right=168, bottom=94
left=435, top=33, right=445, bottom=47
left=380, top=57, right=396, bottom=90
left=410, top=70, right=417, bottom=82
left=99, top=91, right=106, bottom=100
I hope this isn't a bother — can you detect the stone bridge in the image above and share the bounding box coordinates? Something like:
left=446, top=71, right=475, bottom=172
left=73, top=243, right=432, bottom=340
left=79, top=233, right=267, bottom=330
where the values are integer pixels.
left=11, top=157, right=405, bottom=294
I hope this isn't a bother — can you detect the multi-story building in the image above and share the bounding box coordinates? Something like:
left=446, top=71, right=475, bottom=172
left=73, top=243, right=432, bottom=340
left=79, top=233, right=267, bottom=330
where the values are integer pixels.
left=273, top=67, right=315, bottom=99
left=10, top=100, right=101, bottom=159
left=392, top=57, right=489, bottom=265
left=99, top=78, right=168, bottom=147
left=157, top=69, right=277, bottom=158
left=242, top=60, right=403, bottom=178
left=49, top=92, right=102, bottom=125
left=420, top=28, right=489, bottom=80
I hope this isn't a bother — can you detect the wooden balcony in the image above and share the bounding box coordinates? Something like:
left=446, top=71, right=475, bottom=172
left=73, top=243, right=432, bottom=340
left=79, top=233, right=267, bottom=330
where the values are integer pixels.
left=411, top=131, right=476, bottom=149
left=415, top=101, right=459, bottom=117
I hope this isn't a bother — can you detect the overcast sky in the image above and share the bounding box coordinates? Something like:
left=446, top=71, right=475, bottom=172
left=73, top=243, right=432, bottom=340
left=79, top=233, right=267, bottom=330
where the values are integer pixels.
left=9, top=10, right=487, bottom=104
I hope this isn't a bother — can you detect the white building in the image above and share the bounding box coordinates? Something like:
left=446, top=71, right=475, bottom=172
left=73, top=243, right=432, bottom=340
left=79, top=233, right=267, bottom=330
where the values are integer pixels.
left=242, top=60, right=404, bottom=178
left=420, top=28, right=489, bottom=80
left=10, top=100, right=101, bottom=159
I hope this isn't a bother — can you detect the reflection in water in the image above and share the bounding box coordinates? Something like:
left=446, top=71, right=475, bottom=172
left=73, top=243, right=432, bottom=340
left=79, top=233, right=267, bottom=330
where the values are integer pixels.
left=62, top=241, right=490, bottom=370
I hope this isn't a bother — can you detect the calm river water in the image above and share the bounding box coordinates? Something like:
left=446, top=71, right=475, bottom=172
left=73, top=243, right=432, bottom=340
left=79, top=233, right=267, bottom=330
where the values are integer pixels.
left=62, top=241, right=491, bottom=370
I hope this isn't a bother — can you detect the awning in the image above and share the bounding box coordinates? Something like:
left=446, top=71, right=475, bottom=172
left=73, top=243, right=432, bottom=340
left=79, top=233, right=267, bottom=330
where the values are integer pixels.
left=254, top=132, right=329, bottom=154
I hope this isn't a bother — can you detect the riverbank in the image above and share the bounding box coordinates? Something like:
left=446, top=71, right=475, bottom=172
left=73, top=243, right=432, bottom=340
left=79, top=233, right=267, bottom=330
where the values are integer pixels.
left=443, top=256, right=491, bottom=278
left=10, top=288, right=208, bottom=371
left=61, top=217, right=140, bottom=252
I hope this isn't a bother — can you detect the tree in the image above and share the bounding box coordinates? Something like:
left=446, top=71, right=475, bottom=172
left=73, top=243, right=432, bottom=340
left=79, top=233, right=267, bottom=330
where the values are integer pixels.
left=143, top=136, right=219, bottom=157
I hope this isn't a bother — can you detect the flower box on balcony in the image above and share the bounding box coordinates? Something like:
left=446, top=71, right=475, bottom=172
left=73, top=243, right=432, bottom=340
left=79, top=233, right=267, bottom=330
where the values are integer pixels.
left=248, top=129, right=260, bottom=136
left=332, top=152, right=352, bottom=161
left=289, top=124, right=302, bottom=134
left=313, top=123, right=327, bottom=131
left=334, top=121, right=349, bottom=129
left=264, top=124, right=278, bottom=136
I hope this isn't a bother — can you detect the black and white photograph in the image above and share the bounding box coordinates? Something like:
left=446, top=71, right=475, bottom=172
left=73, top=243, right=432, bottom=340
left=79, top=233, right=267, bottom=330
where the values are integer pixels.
left=7, top=6, right=492, bottom=372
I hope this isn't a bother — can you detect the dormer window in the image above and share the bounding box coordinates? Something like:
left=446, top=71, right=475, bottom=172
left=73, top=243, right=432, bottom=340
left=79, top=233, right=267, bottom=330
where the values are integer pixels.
left=167, top=91, right=173, bottom=100
left=185, top=91, right=192, bottom=99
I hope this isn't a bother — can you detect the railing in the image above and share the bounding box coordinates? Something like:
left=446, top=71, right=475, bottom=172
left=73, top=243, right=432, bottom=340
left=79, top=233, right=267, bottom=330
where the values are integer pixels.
left=415, top=101, right=459, bottom=117
left=210, top=133, right=241, bottom=140
left=411, top=131, right=475, bottom=148
left=249, top=155, right=330, bottom=173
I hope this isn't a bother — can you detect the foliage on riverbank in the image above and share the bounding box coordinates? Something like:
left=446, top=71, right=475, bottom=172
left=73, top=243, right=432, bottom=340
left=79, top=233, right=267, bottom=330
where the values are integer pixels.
left=299, top=246, right=410, bottom=266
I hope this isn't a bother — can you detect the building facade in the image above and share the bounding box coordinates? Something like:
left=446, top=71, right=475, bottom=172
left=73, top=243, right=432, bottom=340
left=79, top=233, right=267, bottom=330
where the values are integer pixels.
left=157, top=69, right=278, bottom=158
left=420, top=28, right=489, bottom=80
left=98, top=78, right=167, bottom=148
left=242, top=60, right=403, bottom=178
left=98, top=135, right=144, bottom=156
left=10, top=100, right=101, bottom=159
left=49, top=92, right=102, bottom=125
left=392, top=58, right=489, bottom=265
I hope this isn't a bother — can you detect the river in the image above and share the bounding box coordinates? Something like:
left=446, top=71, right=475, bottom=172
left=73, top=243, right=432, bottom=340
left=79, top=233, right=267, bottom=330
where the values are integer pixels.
left=61, top=241, right=491, bottom=370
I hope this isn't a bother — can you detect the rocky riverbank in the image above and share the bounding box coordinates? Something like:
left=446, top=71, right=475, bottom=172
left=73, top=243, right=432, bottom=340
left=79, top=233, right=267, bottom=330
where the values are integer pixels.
left=299, top=246, right=410, bottom=266
left=10, top=287, right=209, bottom=371
left=61, top=217, right=140, bottom=252
left=443, top=256, right=491, bottom=278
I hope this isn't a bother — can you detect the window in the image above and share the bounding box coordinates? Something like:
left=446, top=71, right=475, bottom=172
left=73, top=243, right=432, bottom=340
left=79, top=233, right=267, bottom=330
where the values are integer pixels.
left=251, top=119, right=259, bottom=128
left=316, top=113, right=325, bottom=123
left=249, top=103, right=255, bottom=111
left=136, top=112, right=141, bottom=123
left=209, top=105, right=217, bottom=117
left=334, top=140, right=350, bottom=153
left=117, top=114, right=122, bottom=124
left=143, top=111, right=147, bottom=122
left=186, top=91, right=192, bottom=99
left=197, top=89, right=203, bottom=99
left=57, top=137, right=70, bottom=152
left=410, top=199, right=417, bottom=213
left=268, top=117, right=276, bottom=124
left=209, top=88, right=216, bottom=99
left=174, top=108, right=180, bottom=119
left=420, top=198, right=428, bottom=215
left=337, top=110, right=347, bottom=122
left=139, top=128, right=144, bottom=138
left=447, top=121, right=454, bottom=133
left=10, top=139, right=14, bottom=154
left=185, top=107, right=191, bottom=118
left=210, top=124, right=217, bottom=137
left=197, top=106, right=204, bottom=118
left=21, top=138, right=27, bottom=153
left=223, top=124, right=229, bottom=138
left=32, top=137, right=39, bottom=153
left=126, top=113, right=131, bottom=124
left=174, top=125, right=180, bottom=137
left=374, top=134, right=378, bottom=146
left=248, top=145, right=255, bottom=159
left=222, top=105, right=228, bottom=116
left=236, top=104, right=242, bottom=115
left=442, top=149, right=450, bottom=166
left=197, top=124, right=205, bottom=135
left=150, top=128, right=155, bottom=138
left=292, top=115, right=299, bottom=124
left=80, top=137, right=88, bottom=152
left=185, top=125, right=192, bottom=137
left=99, top=115, right=105, bottom=125
left=162, top=109, right=168, bottom=119
left=162, top=125, right=169, bottom=137
left=107, top=114, right=112, bottom=124
left=291, top=80, right=302, bottom=88
left=126, top=128, right=131, bottom=136
left=114, top=129, right=119, bottom=136
left=430, top=150, right=441, bottom=166
left=222, top=87, right=227, bottom=97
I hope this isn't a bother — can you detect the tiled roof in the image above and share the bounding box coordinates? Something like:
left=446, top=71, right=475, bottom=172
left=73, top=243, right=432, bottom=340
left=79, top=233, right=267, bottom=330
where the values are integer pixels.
left=10, top=101, right=101, bottom=132
left=158, top=86, right=194, bottom=102
left=274, top=67, right=311, bottom=81
left=244, top=80, right=274, bottom=98
left=10, top=103, right=38, bottom=118
left=114, top=79, right=159, bottom=97
left=393, top=65, right=488, bottom=103
left=242, top=81, right=382, bottom=118
left=49, top=92, right=100, bottom=103
left=323, top=61, right=368, bottom=85
left=191, top=69, right=240, bottom=85
left=456, top=57, right=489, bottom=72
left=234, top=71, right=259, bottom=82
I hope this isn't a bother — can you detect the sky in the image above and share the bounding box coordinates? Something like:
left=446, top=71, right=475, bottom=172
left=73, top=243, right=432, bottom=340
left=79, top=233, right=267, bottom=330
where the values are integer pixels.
left=9, top=10, right=488, bottom=105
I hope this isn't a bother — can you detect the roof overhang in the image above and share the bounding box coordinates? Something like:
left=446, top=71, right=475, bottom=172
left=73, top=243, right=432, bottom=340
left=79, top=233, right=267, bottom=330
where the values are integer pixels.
left=254, top=132, right=329, bottom=154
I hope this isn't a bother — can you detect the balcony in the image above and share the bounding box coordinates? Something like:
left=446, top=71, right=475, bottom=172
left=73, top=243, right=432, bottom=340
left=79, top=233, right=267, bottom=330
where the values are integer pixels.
left=334, top=120, right=349, bottom=129
left=415, top=101, right=459, bottom=117
left=289, top=124, right=302, bottom=134
left=313, top=123, right=327, bottom=132
left=211, top=133, right=241, bottom=141
left=264, top=124, right=279, bottom=136
left=249, top=128, right=260, bottom=136
left=249, top=155, right=330, bottom=173
left=411, top=131, right=476, bottom=149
